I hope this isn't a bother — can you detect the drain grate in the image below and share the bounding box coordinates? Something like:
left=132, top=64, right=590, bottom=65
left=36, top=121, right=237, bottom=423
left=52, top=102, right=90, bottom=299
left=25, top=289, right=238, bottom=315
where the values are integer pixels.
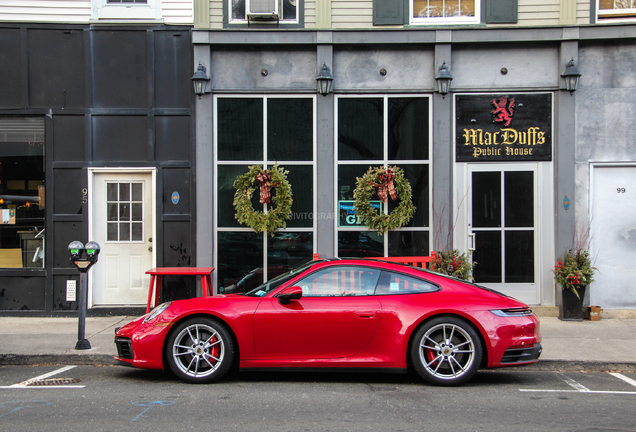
left=24, top=378, right=82, bottom=386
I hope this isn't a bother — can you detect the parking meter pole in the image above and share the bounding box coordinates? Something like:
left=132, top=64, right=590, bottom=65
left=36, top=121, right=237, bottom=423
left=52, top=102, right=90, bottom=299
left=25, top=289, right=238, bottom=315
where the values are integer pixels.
left=75, top=271, right=91, bottom=350
left=69, top=240, right=100, bottom=351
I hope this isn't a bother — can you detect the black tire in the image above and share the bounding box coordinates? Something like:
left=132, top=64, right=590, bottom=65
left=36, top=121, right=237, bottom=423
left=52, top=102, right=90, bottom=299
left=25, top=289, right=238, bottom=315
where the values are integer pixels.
left=165, top=317, right=235, bottom=384
left=410, top=316, right=482, bottom=386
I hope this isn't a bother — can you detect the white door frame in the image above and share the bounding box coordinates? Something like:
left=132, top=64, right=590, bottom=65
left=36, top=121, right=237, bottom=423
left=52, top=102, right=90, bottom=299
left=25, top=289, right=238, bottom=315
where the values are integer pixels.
left=454, top=162, right=554, bottom=305
left=88, top=167, right=157, bottom=307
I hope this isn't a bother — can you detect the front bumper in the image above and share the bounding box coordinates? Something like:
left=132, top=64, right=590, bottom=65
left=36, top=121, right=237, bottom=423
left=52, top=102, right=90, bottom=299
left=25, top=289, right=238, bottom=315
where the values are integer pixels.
left=113, top=317, right=168, bottom=370
left=500, top=342, right=542, bottom=365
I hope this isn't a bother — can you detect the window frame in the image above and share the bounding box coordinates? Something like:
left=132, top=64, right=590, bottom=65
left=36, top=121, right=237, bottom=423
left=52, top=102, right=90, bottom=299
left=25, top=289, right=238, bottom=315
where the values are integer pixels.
left=213, top=94, right=317, bottom=287
left=410, top=0, right=481, bottom=25
left=225, top=0, right=305, bottom=28
left=334, top=94, right=433, bottom=258
left=597, top=0, right=636, bottom=21
left=92, top=0, right=161, bottom=20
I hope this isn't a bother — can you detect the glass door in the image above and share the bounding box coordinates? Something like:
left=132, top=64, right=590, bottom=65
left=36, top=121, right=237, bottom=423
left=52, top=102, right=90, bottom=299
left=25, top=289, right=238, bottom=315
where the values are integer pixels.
left=467, top=164, right=539, bottom=304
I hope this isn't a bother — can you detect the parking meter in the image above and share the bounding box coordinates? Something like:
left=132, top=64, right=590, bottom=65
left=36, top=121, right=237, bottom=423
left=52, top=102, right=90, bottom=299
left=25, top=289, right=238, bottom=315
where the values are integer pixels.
left=69, top=240, right=99, bottom=272
left=68, top=241, right=84, bottom=261
left=68, top=240, right=101, bottom=350
left=85, top=241, right=101, bottom=264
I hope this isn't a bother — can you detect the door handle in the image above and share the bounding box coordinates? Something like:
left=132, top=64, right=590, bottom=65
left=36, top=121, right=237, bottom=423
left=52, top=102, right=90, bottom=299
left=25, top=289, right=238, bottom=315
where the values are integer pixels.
left=468, top=233, right=475, bottom=252
left=358, top=314, right=376, bottom=319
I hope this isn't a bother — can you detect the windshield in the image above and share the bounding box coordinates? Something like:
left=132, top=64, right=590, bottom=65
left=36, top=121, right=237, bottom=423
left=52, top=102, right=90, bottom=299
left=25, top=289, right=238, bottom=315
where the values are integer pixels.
left=245, top=260, right=322, bottom=297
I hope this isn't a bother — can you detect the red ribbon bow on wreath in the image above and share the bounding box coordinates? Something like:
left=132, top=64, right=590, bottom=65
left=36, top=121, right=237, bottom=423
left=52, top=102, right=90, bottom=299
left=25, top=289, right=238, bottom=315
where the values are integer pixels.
left=256, top=169, right=281, bottom=204
left=377, top=167, right=398, bottom=203
left=256, top=170, right=273, bottom=204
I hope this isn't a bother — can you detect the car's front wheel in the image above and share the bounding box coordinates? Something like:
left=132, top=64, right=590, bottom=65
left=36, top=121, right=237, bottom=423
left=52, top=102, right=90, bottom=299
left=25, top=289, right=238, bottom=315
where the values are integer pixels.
left=411, top=316, right=482, bottom=386
left=166, top=317, right=234, bottom=384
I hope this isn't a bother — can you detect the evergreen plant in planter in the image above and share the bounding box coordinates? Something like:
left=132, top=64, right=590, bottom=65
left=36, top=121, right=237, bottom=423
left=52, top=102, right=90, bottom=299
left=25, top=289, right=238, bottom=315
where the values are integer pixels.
left=554, top=249, right=596, bottom=321
left=430, top=249, right=476, bottom=281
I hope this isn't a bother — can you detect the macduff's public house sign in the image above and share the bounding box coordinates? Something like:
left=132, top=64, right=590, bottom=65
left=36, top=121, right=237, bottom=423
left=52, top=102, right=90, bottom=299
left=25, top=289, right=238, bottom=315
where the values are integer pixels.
left=455, top=93, right=552, bottom=162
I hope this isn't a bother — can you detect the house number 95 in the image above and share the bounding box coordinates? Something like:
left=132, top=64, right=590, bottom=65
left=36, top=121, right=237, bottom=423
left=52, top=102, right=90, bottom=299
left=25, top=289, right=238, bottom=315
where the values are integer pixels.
left=617, top=188, right=627, bottom=193
left=82, top=188, right=88, bottom=203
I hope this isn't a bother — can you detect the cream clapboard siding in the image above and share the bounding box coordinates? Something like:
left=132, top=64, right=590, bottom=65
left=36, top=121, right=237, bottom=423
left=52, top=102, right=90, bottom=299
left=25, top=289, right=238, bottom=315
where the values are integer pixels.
left=0, top=0, right=192, bottom=24
left=209, top=0, right=223, bottom=28
left=205, top=0, right=586, bottom=30
left=162, top=0, right=194, bottom=24
left=332, top=0, right=373, bottom=28
left=517, top=0, right=561, bottom=25
left=305, top=0, right=316, bottom=28
left=577, top=0, right=590, bottom=24
left=0, top=0, right=91, bottom=22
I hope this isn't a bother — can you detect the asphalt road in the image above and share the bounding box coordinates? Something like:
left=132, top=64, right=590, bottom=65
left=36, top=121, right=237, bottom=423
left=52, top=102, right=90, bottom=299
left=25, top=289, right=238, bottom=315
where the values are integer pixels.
left=1, top=365, right=636, bottom=431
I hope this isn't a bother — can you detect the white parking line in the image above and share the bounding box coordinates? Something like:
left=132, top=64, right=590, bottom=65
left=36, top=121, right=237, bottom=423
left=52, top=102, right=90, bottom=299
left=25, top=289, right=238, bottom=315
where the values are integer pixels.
left=0, top=365, right=85, bottom=389
left=609, top=372, right=636, bottom=388
left=520, top=372, right=636, bottom=395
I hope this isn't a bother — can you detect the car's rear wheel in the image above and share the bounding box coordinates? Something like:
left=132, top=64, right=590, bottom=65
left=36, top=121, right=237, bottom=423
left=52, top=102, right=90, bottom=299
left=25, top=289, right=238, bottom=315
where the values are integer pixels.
left=166, top=317, right=234, bottom=384
left=411, top=316, right=482, bottom=386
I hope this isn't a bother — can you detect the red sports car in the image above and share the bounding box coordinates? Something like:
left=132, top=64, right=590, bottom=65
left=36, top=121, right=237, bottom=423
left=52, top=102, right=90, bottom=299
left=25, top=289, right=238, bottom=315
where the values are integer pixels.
left=114, top=259, right=541, bottom=386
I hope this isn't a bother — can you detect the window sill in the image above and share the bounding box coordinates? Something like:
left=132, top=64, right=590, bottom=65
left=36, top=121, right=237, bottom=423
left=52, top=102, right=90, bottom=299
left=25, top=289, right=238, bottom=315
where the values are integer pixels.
left=89, top=18, right=165, bottom=25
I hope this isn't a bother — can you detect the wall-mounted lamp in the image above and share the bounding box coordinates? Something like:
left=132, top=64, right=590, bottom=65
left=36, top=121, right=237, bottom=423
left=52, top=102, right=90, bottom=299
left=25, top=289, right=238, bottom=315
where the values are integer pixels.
left=435, top=61, right=453, bottom=97
left=561, top=58, right=581, bottom=94
left=191, top=62, right=211, bottom=97
left=316, top=63, right=334, bottom=96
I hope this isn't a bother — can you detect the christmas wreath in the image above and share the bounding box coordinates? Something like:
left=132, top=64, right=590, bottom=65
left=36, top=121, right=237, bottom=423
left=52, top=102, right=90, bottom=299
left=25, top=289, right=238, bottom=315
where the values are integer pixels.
left=353, top=165, right=415, bottom=234
left=233, top=165, right=293, bottom=234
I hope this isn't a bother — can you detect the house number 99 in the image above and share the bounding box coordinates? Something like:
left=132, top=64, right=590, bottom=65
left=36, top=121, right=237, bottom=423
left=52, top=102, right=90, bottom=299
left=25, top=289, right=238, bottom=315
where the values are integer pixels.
left=617, top=188, right=626, bottom=193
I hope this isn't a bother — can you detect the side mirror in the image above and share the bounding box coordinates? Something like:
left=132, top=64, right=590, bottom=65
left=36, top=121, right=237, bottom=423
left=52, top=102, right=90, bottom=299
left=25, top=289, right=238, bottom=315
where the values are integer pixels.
left=278, top=286, right=303, bottom=305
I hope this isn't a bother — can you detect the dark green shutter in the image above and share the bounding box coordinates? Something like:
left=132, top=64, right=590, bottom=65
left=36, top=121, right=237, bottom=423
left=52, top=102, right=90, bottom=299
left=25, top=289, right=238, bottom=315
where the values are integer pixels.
left=486, top=0, right=518, bottom=23
left=373, top=0, right=404, bottom=25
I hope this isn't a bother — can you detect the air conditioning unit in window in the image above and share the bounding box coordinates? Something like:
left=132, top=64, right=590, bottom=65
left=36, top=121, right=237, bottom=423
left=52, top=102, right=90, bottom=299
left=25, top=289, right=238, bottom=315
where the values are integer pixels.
left=247, top=0, right=279, bottom=20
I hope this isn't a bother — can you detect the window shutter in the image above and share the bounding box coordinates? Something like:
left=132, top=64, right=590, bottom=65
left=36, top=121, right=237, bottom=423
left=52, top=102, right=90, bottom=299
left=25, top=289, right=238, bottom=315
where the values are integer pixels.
left=373, top=0, right=404, bottom=25
left=486, top=0, right=518, bottom=24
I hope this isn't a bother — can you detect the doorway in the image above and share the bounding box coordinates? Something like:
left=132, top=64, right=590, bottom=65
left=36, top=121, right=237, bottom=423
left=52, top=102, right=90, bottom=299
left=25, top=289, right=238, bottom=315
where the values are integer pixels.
left=89, top=169, right=156, bottom=306
left=590, top=165, right=636, bottom=308
left=455, top=163, right=553, bottom=305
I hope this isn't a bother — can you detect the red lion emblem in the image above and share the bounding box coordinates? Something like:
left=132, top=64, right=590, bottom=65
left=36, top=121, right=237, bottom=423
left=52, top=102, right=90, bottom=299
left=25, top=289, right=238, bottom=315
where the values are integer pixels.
left=491, top=96, right=515, bottom=127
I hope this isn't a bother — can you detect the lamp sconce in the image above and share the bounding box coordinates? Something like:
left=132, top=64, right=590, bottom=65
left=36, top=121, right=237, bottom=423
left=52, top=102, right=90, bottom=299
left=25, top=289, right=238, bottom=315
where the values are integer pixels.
left=316, top=63, right=334, bottom=96
left=191, top=62, right=211, bottom=97
left=435, top=61, right=453, bottom=98
left=561, top=58, right=581, bottom=95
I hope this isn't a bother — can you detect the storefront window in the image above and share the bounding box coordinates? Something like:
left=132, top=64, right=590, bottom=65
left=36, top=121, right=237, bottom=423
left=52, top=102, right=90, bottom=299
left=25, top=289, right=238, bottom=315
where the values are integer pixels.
left=0, top=117, right=45, bottom=269
left=336, top=96, right=431, bottom=258
left=215, top=96, right=315, bottom=293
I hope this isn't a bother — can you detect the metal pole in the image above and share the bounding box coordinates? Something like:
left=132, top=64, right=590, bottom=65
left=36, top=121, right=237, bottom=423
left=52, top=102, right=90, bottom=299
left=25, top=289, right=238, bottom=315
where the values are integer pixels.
left=75, top=271, right=91, bottom=350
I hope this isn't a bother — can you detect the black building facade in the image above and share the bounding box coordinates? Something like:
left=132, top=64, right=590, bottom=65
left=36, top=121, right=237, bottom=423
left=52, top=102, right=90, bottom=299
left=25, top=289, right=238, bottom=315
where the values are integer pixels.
left=0, top=24, right=195, bottom=315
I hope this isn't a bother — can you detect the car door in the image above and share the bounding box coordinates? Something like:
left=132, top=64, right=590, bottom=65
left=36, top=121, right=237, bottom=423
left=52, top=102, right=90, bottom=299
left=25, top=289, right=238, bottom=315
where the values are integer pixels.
left=253, top=265, right=382, bottom=360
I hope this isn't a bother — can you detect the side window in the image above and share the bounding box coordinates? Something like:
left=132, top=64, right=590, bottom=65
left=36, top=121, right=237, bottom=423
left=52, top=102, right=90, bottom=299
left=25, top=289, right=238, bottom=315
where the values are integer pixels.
left=229, top=0, right=300, bottom=24
left=294, top=267, right=381, bottom=297
left=598, top=0, right=636, bottom=22
left=93, top=0, right=161, bottom=20
left=375, top=271, right=438, bottom=295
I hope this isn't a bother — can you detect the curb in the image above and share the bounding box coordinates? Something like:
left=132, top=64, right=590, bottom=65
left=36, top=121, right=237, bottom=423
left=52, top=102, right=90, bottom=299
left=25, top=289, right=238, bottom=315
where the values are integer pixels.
left=517, top=360, right=636, bottom=373
left=0, top=354, right=117, bottom=366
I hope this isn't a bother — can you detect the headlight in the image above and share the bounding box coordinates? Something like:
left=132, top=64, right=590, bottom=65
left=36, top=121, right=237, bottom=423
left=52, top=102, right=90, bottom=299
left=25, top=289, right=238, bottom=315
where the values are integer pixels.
left=490, top=307, right=533, bottom=317
left=143, top=302, right=172, bottom=323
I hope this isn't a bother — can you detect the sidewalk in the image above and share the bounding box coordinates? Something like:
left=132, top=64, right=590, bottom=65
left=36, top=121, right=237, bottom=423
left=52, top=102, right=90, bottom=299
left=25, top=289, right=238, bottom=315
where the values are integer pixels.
left=1, top=315, right=635, bottom=371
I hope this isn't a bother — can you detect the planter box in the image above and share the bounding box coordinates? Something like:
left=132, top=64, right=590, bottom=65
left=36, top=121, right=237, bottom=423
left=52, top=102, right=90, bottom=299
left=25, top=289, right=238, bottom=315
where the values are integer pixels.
left=559, top=286, right=586, bottom=321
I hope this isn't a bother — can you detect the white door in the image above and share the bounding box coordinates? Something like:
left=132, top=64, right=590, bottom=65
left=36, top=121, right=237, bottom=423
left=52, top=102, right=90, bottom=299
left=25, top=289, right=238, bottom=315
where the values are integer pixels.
left=90, top=170, right=155, bottom=306
left=591, top=165, right=636, bottom=308
left=455, top=163, right=553, bottom=305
